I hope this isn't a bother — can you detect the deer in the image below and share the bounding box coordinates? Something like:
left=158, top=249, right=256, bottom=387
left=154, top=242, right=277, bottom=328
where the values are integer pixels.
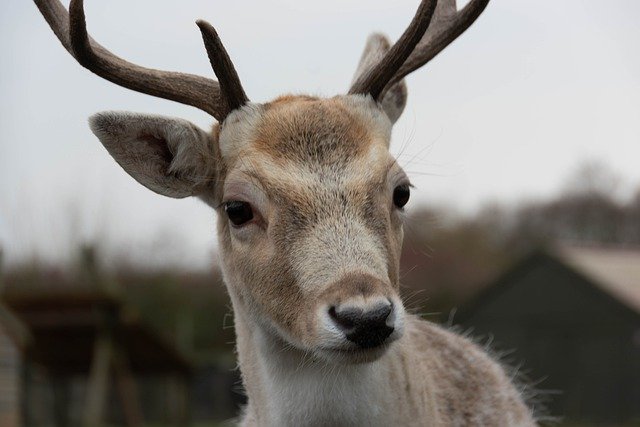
left=35, top=0, right=536, bottom=425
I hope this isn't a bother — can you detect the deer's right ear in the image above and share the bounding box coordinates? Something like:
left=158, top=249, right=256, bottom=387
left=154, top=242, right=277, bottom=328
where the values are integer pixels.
left=352, top=33, right=408, bottom=124
left=89, top=112, right=217, bottom=198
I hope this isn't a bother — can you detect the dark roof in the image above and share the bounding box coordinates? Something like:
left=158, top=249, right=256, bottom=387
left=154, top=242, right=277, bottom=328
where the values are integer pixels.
left=556, top=244, right=640, bottom=313
left=3, top=288, right=191, bottom=375
left=454, top=245, right=640, bottom=324
left=0, top=301, right=31, bottom=349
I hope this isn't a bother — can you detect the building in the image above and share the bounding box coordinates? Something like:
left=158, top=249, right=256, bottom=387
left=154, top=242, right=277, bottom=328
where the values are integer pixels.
left=454, top=245, right=640, bottom=424
left=0, top=302, right=30, bottom=427
left=3, top=288, right=192, bottom=427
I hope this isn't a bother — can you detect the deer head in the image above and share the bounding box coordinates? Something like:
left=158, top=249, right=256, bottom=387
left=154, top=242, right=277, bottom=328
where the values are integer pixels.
left=35, top=0, right=489, bottom=363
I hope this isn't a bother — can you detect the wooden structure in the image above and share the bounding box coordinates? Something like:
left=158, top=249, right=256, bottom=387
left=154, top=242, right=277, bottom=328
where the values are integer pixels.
left=454, top=245, right=640, bottom=424
left=0, top=302, right=31, bottom=427
left=4, top=289, right=192, bottom=427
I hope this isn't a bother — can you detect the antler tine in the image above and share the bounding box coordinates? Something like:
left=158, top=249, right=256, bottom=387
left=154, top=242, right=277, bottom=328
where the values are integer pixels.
left=34, top=0, right=243, bottom=122
left=196, top=20, right=249, bottom=118
left=349, top=0, right=437, bottom=100
left=383, top=0, right=490, bottom=94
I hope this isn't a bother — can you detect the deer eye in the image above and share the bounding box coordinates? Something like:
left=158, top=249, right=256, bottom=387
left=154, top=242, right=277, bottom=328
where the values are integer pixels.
left=224, top=201, right=254, bottom=226
left=393, top=184, right=410, bottom=209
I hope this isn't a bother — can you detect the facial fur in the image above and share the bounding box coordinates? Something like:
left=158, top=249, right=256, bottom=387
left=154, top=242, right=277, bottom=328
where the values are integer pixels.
left=214, top=94, right=408, bottom=361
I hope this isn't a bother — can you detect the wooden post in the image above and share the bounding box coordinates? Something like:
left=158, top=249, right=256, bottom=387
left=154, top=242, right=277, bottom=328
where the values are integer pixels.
left=167, top=375, right=189, bottom=427
left=112, top=345, right=144, bottom=427
left=177, top=376, right=190, bottom=427
left=83, top=332, right=112, bottom=427
left=20, top=361, right=29, bottom=427
left=52, top=375, right=71, bottom=427
left=0, top=328, right=20, bottom=427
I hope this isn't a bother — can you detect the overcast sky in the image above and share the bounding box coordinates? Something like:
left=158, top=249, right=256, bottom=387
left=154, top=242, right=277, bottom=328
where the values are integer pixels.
left=1, top=0, right=639, bottom=268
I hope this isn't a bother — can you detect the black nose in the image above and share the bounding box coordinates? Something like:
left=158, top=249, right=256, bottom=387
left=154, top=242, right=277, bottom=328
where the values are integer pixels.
left=329, top=302, right=394, bottom=349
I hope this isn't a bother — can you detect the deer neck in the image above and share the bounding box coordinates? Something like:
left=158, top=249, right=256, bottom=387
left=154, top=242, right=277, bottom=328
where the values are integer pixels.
left=230, top=295, right=397, bottom=427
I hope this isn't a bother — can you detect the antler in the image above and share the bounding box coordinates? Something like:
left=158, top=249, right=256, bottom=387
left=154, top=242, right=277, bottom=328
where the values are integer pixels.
left=34, top=0, right=248, bottom=121
left=349, top=0, right=490, bottom=101
left=196, top=21, right=249, bottom=114
left=349, top=0, right=437, bottom=100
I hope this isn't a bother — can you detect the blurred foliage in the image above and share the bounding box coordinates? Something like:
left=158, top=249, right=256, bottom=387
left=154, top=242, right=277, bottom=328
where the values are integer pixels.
left=2, top=161, right=639, bottom=363
left=401, top=162, right=640, bottom=317
left=119, top=268, right=234, bottom=364
left=1, top=249, right=235, bottom=365
left=118, top=270, right=234, bottom=363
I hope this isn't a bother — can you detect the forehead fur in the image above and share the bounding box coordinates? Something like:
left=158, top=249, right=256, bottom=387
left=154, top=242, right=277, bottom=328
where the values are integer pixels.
left=218, top=94, right=392, bottom=164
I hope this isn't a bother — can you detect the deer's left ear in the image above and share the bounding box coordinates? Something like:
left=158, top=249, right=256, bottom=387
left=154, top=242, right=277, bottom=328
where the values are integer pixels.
left=89, top=112, right=217, bottom=199
left=352, top=33, right=408, bottom=124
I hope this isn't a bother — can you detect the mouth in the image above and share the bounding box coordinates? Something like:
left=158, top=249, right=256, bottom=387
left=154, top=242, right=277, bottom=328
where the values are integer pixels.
left=317, top=340, right=395, bottom=364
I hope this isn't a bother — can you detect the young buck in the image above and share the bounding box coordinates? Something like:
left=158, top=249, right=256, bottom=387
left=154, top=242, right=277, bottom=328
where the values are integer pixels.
left=36, top=0, right=536, bottom=425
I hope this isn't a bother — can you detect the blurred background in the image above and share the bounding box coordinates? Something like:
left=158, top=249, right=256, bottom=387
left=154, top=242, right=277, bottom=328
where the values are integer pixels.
left=1, top=0, right=639, bottom=426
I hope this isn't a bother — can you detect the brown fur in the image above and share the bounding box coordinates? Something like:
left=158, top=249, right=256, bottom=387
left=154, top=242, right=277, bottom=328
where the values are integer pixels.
left=215, top=96, right=400, bottom=348
left=255, top=96, right=374, bottom=166
left=317, top=272, right=392, bottom=305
